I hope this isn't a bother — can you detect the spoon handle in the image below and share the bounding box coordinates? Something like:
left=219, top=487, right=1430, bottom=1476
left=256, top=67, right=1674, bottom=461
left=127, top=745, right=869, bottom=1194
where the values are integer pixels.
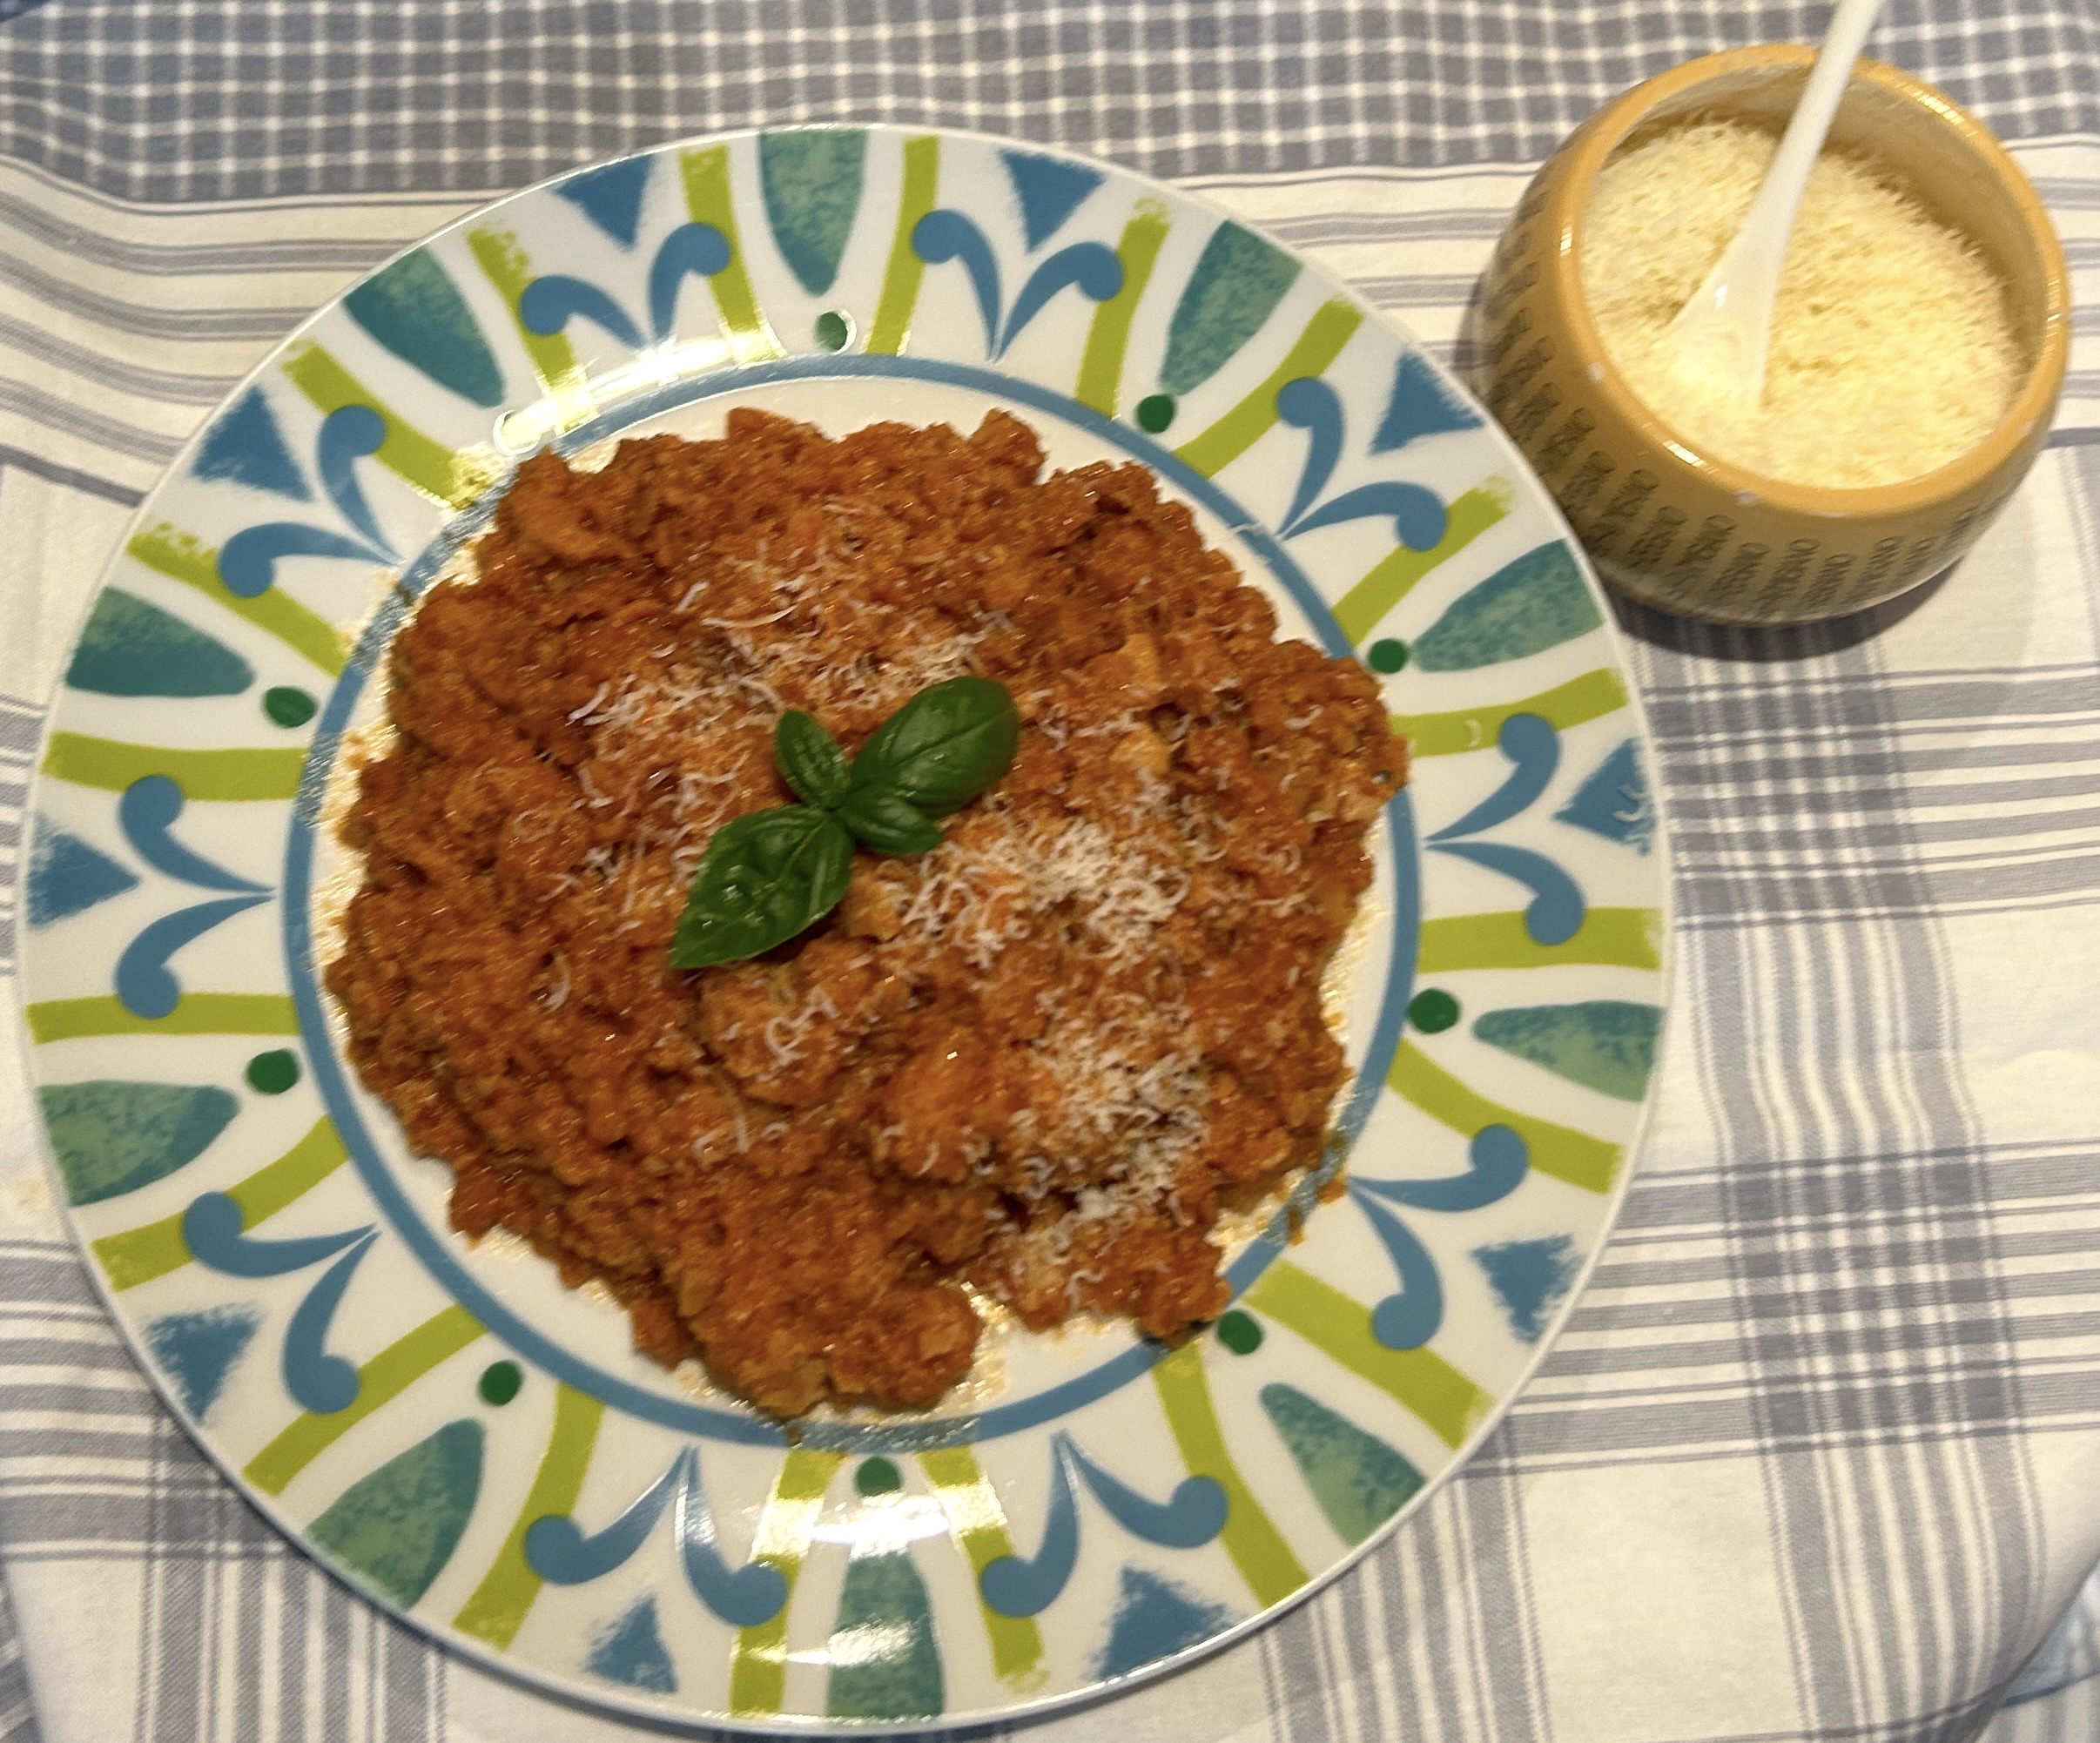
left=1742, top=0, right=1886, bottom=271
left=1671, top=0, right=1888, bottom=396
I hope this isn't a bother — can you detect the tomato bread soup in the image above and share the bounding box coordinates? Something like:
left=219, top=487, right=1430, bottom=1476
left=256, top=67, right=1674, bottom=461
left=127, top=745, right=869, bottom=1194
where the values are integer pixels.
left=325, top=408, right=1403, bottom=1417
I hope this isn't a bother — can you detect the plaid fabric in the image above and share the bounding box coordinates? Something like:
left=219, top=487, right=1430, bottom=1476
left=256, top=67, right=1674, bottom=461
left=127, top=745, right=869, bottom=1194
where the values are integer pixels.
left=0, top=1570, right=41, bottom=1743
left=0, top=1236, right=442, bottom=1743
left=0, top=0, right=2093, bottom=201
left=1994, top=1565, right=2100, bottom=1743
left=2, top=5, right=2098, bottom=1742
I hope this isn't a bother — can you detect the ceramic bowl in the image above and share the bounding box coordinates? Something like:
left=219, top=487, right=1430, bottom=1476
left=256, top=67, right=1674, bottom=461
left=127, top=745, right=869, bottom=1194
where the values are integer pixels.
left=1480, top=45, right=2072, bottom=625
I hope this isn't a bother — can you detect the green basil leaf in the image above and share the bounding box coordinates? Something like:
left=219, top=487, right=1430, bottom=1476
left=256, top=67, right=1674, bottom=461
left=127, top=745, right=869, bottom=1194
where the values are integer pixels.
left=837, top=786, right=943, bottom=856
left=670, top=805, right=855, bottom=968
left=849, top=676, right=1020, bottom=816
left=775, top=710, right=850, bottom=810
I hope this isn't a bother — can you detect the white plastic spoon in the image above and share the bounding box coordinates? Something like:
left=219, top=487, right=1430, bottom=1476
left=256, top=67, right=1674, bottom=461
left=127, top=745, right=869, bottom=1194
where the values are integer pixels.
left=1666, top=0, right=1890, bottom=403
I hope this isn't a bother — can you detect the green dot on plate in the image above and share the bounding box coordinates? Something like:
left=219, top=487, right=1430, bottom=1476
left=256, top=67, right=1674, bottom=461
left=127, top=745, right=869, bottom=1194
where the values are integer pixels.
left=245, top=1049, right=300, bottom=1094
left=1217, top=1309, right=1263, bottom=1354
left=855, top=1457, right=902, bottom=1496
left=1408, top=988, right=1461, bottom=1033
left=478, top=1360, right=522, bottom=1406
left=1367, top=638, right=1410, bottom=675
left=814, top=309, right=852, bottom=352
left=264, top=686, right=317, bottom=727
left=1135, top=394, right=1175, bottom=434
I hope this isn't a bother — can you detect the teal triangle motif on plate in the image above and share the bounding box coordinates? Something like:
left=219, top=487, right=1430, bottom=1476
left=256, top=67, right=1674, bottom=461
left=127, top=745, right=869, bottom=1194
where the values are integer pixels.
left=1372, top=350, right=1482, bottom=451
left=586, top=1594, right=677, bottom=1693
left=145, top=1304, right=260, bottom=1421
left=1557, top=737, right=1654, bottom=852
left=193, top=387, right=310, bottom=500
left=1412, top=542, right=1601, bottom=671
left=760, top=130, right=866, bottom=295
left=1158, top=223, right=1300, bottom=397
left=308, top=1420, right=485, bottom=1607
left=26, top=818, right=138, bottom=925
left=1472, top=1235, right=1582, bottom=1343
left=1260, top=1383, right=1424, bottom=1544
left=825, top=1549, right=943, bottom=1720
left=37, top=1080, right=238, bottom=1206
left=555, top=157, right=655, bottom=248
left=1090, top=1566, right=1235, bottom=1680
left=1472, top=999, right=1661, bottom=1100
left=343, top=249, right=505, bottom=409
left=1000, top=148, right=1104, bottom=249
left=67, top=589, right=253, bottom=698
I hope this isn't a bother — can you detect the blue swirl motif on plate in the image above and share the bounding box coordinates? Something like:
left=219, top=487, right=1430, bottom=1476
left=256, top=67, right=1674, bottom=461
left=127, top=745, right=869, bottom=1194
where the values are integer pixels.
left=979, top=1432, right=1229, bottom=1617
left=112, top=776, right=272, bottom=1020
left=182, top=1192, right=375, bottom=1415
left=526, top=1445, right=790, bottom=1627
left=1349, top=1126, right=1530, bottom=1349
left=911, top=208, right=1124, bottom=359
left=1274, top=374, right=1447, bottom=552
left=520, top=222, right=734, bottom=352
left=217, top=404, right=399, bottom=598
left=1426, top=710, right=1585, bottom=947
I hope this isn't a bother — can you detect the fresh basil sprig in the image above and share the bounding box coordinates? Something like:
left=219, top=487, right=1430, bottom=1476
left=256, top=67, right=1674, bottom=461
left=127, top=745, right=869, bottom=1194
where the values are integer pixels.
left=836, top=786, right=944, bottom=855
left=670, top=806, right=855, bottom=969
left=848, top=676, right=1021, bottom=816
left=774, top=709, right=850, bottom=809
left=670, top=676, right=1020, bottom=969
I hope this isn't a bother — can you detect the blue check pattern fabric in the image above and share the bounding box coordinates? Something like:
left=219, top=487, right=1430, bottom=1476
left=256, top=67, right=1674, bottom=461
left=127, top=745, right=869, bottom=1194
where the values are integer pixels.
left=0, top=4, right=2097, bottom=1741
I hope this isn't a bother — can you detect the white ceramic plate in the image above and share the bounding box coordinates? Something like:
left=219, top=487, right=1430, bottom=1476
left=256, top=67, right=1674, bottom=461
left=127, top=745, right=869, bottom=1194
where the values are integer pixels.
left=17, top=126, right=1668, bottom=1732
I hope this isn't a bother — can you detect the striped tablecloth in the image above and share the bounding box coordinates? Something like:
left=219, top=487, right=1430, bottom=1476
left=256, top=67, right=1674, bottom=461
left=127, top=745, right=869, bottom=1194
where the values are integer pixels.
left=2, top=5, right=2097, bottom=1741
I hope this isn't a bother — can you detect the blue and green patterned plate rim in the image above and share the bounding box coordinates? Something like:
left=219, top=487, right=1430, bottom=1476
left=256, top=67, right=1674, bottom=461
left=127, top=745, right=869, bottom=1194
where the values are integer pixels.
left=13, top=125, right=1673, bottom=1733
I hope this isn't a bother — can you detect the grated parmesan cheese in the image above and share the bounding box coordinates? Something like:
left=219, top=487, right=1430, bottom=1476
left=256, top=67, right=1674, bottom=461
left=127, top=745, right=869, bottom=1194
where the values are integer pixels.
left=327, top=410, right=1408, bottom=1416
left=1580, top=119, right=2022, bottom=488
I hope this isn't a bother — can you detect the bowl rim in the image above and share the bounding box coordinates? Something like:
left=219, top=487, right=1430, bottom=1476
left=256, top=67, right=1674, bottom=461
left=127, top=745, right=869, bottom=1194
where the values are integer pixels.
left=1542, top=43, right=2073, bottom=521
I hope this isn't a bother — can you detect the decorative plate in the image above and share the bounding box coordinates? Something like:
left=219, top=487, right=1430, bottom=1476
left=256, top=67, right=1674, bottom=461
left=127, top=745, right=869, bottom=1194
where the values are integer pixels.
left=17, top=127, right=1668, bottom=1732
